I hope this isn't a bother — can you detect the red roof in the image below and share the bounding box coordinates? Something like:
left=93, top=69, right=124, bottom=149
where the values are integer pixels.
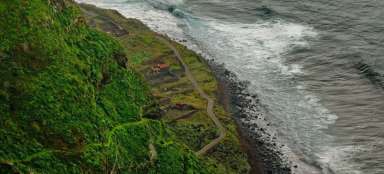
left=157, top=64, right=169, bottom=69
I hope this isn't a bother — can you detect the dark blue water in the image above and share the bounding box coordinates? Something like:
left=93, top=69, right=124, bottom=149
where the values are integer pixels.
left=78, top=0, right=384, bottom=173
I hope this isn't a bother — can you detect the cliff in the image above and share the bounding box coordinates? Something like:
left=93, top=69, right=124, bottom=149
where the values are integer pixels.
left=0, top=0, right=249, bottom=173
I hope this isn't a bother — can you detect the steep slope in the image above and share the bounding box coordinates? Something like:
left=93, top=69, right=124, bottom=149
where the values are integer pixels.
left=78, top=4, right=250, bottom=174
left=0, top=0, right=210, bottom=173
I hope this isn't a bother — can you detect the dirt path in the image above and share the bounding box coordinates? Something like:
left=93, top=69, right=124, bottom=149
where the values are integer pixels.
left=80, top=4, right=225, bottom=156
left=156, top=36, right=226, bottom=156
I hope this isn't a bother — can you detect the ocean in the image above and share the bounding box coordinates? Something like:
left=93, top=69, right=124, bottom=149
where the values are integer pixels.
left=76, top=0, right=384, bottom=173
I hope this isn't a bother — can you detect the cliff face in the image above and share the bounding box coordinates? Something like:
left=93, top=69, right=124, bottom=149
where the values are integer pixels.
left=0, top=0, right=209, bottom=173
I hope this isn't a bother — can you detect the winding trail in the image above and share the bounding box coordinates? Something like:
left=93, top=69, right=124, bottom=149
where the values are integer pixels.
left=156, top=35, right=226, bottom=156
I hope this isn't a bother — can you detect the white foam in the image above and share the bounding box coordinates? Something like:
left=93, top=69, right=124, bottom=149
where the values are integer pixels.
left=318, top=146, right=365, bottom=174
left=146, top=0, right=185, bottom=6
left=185, top=19, right=317, bottom=76
left=73, top=1, right=363, bottom=173
left=76, top=0, right=186, bottom=40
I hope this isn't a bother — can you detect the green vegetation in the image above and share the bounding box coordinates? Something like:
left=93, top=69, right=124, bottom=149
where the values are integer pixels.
left=0, top=0, right=215, bottom=173
left=79, top=4, right=250, bottom=174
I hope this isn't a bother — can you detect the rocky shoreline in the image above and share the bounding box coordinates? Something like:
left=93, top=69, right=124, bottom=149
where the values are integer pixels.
left=146, top=23, right=298, bottom=174
left=78, top=2, right=297, bottom=173
left=209, top=61, right=293, bottom=174
left=154, top=26, right=296, bottom=174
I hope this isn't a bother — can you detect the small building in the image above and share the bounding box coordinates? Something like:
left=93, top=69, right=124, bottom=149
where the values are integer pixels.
left=158, top=63, right=169, bottom=69
left=152, top=63, right=170, bottom=73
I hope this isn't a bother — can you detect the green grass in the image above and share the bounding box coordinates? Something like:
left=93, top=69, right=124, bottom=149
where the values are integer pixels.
left=0, top=0, right=213, bottom=173
left=78, top=4, right=250, bottom=174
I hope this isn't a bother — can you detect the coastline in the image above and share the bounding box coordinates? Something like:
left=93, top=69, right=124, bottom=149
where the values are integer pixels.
left=176, top=47, right=267, bottom=174
left=77, top=3, right=299, bottom=173
left=78, top=3, right=252, bottom=173
left=6, top=0, right=384, bottom=173
left=209, top=62, right=292, bottom=174
left=212, top=63, right=266, bottom=174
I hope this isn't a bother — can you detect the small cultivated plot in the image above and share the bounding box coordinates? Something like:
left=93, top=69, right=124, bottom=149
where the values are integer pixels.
left=80, top=3, right=250, bottom=174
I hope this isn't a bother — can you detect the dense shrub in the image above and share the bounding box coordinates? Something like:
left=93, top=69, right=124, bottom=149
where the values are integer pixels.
left=0, top=0, right=210, bottom=173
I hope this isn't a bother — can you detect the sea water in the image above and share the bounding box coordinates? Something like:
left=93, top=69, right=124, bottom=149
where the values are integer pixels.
left=76, top=0, right=384, bottom=173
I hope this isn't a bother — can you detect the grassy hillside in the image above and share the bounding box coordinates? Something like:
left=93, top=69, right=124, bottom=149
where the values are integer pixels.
left=0, top=0, right=213, bottom=173
left=79, top=4, right=250, bottom=174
